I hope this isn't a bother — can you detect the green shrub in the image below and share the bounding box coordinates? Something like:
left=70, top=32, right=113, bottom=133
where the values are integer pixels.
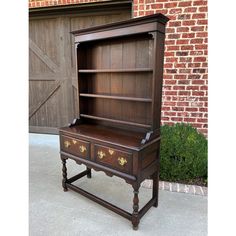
left=160, top=123, right=208, bottom=183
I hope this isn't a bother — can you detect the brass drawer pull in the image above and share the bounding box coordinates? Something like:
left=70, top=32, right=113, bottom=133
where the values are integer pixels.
left=79, top=145, right=87, bottom=153
left=98, top=151, right=106, bottom=159
left=64, top=141, right=71, bottom=148
left=118, top=157, right=127, bottom=166
left=108, top=149, right=114, bottom=155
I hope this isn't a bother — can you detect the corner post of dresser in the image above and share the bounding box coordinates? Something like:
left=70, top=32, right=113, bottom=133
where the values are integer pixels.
left=152, top=140, right=161, bottom=207
left=131, top=182, right=140, bottom=230
left=61, top=156, right=68, bottom=192
left=131, top=151, right=141, bottom=230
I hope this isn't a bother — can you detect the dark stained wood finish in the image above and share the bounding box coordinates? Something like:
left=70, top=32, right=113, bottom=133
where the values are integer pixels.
left=59, top=13, right=169, bottom=230
left=60, top=135, right=90, bottom=159
left=94, top=144, right=133, bottom=174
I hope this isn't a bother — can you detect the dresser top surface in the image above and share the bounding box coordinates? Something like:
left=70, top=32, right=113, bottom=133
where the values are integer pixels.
left=59, top=124, right=147, bottom=151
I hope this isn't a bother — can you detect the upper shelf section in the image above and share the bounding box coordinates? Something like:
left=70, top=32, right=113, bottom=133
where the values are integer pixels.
left=78, top=68, right=153, bottom=73
left=71, top=13, right=169, bottom=43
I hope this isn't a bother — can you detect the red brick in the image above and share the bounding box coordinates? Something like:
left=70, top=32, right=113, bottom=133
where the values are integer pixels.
left=179, top=69, right=191, bottom=73
left=195, top=44, right=207, bottom=50
left=177, top=27, right=189, bottom=32
left=190, top=38, right=203, bottom=44
left=174, top=74, right=187, bottom=81
left=188, top=74, right=201, bottom=79
left=192, top=80, right=205, bottom=85
left=164, top=101, right=176, bottom=106
left=182, top=20, right=196, bottom=26
left=168, top=33, right=181, bottom=39
left=178, top=14, right=191, bottom=20
left=178, top=1, right=192, bottom=7
left=167, top=45, right=180, bottom=51
left=169, top=8, right=182, bottom=14
left=179, top=91, right=191, bottom=96
left=173, top=86, right=185, bottom=90
left=186, top=107, right=198, bottom=112
left=165, top=57, right=178, bottom=63
left=182, top=33, right=195, bottom=38
left=194, top=57, right=207, bottom=62
left=181, top=45, right=194, bottom=50
left=187, top=86, right=199, bottom=90
left=197, top=19, right=208, bottom=25
left=174, top=63, right=187, bottom=69
left=177, top=102, right=189, bottom=106
left=187, top=63, right=201, bottom=68
left=178, top=80, right=190, bottom=85
left=191, top=26, right=204, bottom=31
left=190, top=51, right=204, bottom=56
left=176, top=39, right=189, bottom=45
left=197, top=118, right=208, bottom=123
left=164, top=111, right=177, bottom=116
left=164, top=80, right=177, bottom=85
left=184, top=118, right=196, bottom=122
left=179, top=57, right=192, bottom=62
left=196, top=32, right=208, bottom=37
left=176, top=51, right=189, bottom=56
left=171, top=117, right=183, bottom=122
left=192, top=13, right=206, bottom=19
left=164, top=63, right=174, bottom=68
left=169, top=21, right=182, bottom=27
left=151, top=3, right=163, bottom=9
left=165, top=39, right=175, bottom=45
left=165, top=52, right=175, bottom=57
left=184, top=7, right=197, bottom=13
left=193, top=1, right=207, bottom=6
left=164, top=2, right=178, bottom=8
left=166, top=28, right=175, bottom=33
left=162, top=117, right=170, bottom=121
left=192, top=91, right=205, bottom=96
left=199, top=6, right=208, bottom=12
left=200, top=86, right=208, bottom=90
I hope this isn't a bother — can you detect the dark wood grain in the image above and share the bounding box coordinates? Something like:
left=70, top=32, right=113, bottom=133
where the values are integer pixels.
left=59, top=13, right=169, bottom=230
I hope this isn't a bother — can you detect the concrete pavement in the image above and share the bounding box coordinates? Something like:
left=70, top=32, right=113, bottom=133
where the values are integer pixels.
left=29, top=133, right=207, bottom=236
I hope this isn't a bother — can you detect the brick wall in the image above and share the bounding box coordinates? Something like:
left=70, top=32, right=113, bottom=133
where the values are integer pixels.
left=133, top=0, right=208, bottom=136
left=29, top=0, right=208, bottom=137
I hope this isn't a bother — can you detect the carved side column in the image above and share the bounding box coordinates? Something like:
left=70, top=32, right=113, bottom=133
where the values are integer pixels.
left=132, top=184, right=140, bottom=230
left=61, top=157, right=68, bottom=192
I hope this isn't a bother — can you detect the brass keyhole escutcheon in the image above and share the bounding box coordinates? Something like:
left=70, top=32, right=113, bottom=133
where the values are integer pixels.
left=118, top=157, right=127, bottom=166
left=64, top=141, right=71, bottom=148
left=79, top=145, right=86, bottom=153
left=108, top=149, right=114, bottom=155
left=72, top=139, right=77, bottom=144
left=98, top=151, right=106, bottom=159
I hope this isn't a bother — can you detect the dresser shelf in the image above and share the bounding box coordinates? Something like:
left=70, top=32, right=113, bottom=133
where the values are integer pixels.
left=79, top=93, right=152, bottom=102
left=80, top=114, right=151, bottom=128
left=78, top=68, right=153, bottom=73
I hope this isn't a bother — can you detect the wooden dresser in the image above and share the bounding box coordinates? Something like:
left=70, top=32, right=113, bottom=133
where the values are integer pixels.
left=59, top=13, right=169, bottom=230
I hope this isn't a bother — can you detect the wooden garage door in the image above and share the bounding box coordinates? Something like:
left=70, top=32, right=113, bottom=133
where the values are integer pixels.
left=29, top=9, right=131, bottom=134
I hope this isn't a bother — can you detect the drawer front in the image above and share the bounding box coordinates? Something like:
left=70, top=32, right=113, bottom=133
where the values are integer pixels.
left=94, top=144, right=132, bottom=173
left=60, top=135, right=90, bottom=159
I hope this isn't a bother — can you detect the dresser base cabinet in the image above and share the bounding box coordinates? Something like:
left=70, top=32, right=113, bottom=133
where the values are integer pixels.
left=59, top=13, right=169, bottom=230
left=59, top=124, right=160, bottom=230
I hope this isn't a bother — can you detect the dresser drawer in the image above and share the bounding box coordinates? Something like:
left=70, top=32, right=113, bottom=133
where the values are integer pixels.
left=94, top=144, right=132, bottom=173
left=60, top=135, right=90, bottom=159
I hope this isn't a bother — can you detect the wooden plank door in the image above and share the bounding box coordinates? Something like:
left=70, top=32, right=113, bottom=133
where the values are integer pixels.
left=29, top=11, right=131, bottom=134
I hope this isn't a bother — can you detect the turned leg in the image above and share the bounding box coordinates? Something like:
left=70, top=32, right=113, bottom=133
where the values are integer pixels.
left=152, top=171, right=159, bottom=207
left=132, top=184, right=140, bottom=230
left=61, top=157, right=68, bottom=192
left=86, top=167, right=92, bottom=178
